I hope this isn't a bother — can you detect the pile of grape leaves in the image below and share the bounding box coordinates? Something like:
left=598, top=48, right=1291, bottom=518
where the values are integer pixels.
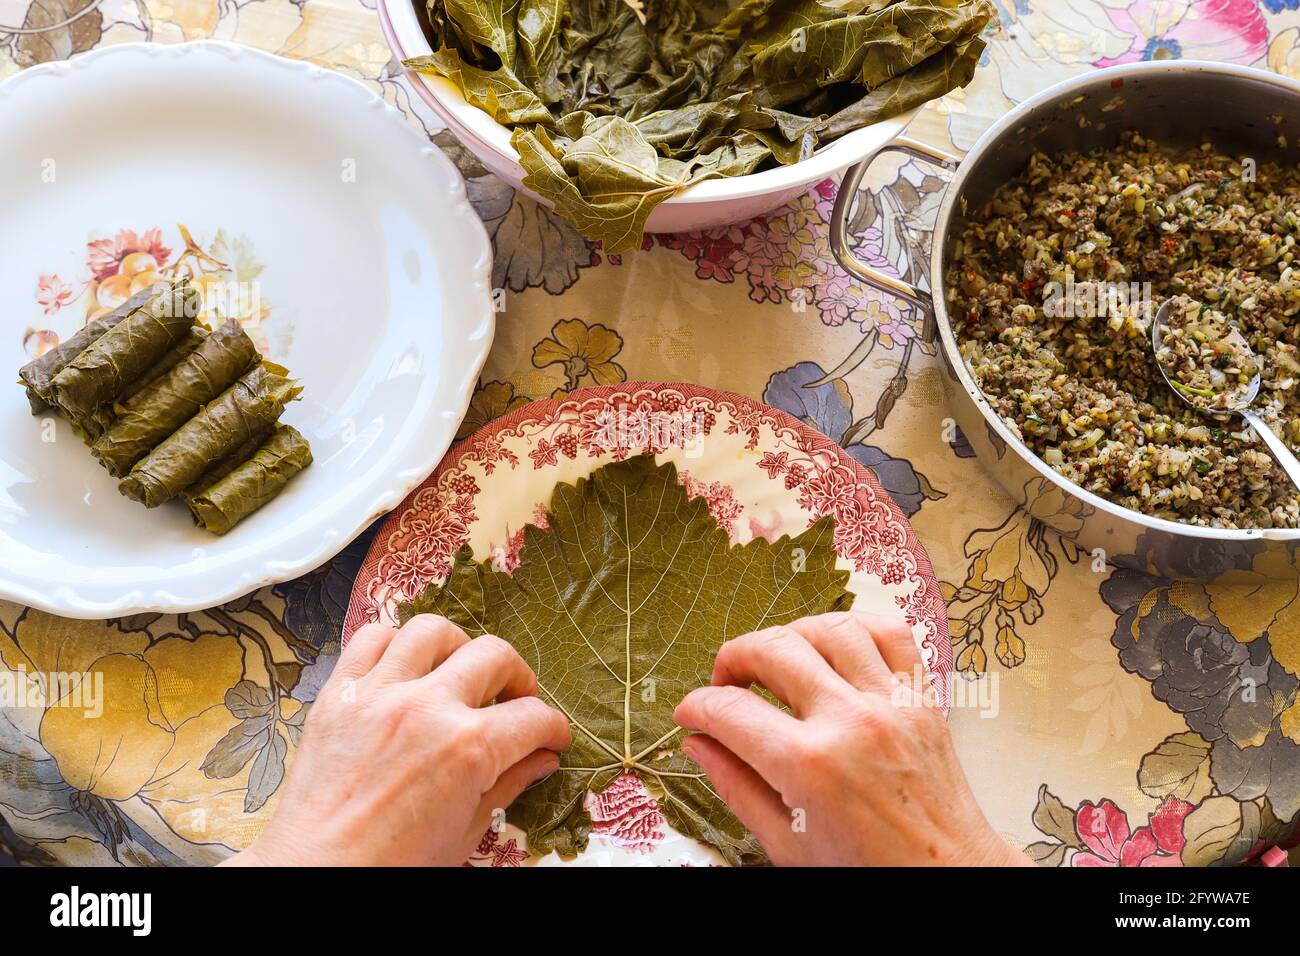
left=406, top=0, right=996, bottom=251
left=399, top=455, right=853, bottom=865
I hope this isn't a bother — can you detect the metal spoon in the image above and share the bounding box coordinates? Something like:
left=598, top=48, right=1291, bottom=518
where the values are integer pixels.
left=1152, top=298, right=1300, bottom=491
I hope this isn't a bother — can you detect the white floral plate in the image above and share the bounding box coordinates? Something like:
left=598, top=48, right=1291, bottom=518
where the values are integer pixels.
left=0, top=42, right=493, bottom=618
left=344, top=383, right=950, bottom=866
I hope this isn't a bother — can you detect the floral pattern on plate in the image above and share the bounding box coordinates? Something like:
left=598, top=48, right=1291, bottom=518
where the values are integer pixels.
left=24, top=223, right=277, bottom=362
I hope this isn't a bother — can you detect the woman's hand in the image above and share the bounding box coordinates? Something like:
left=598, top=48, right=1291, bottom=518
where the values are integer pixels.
left=223, top=614, right=570, bottom=867
left=674, top=612, right=1031, bottom=867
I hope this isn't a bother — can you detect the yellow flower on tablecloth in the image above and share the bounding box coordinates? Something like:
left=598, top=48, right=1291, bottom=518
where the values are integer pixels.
left=1205, top=549, right=1300, bottom=674
left=995, top=626, right=1026, bottom=669
left=145, top=0, right=219, bottom=41
left=1280, top=698, right=1300, bottom=745
left=945, top=478, right=1086, bottom=673
left=967, top=513, right=1050, bottom=603
left=140, top=696, right=303, bottom=846
left=1269, top=28, right=1300, bottom=81
left=277, top=0, right=393, bottom=77
left=532, top=318, right=626, bottom=392
left=40, top=654, right=173, bottom=799
left=1023, top=478, right=1090, bottom=535
left=969, top=481, right=1088, bottom=606
left=37, top=631, right=242, bottom=799
left=0, top=609, right=291, bottom=853
left=955, top=641, right=988, bottom=674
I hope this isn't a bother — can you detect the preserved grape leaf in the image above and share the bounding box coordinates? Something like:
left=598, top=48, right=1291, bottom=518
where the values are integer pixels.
left=399, top=454, right=853, bottom=864
left=407, top=0, right=995, bottom=251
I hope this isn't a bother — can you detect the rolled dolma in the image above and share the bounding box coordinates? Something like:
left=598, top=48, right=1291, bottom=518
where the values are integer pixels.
left=92, top=319, right=258, bottom=477
left=71, top=327, right=210, bottom=446
left=17, top=285, right=162, bottom=413
left=50, top=281, right=199, bottom=430
left=187, top=424, right=274, bottom=489
left=185, top=425, right=313, bottom=534
left=118, top=365, right=300, bottom=508
left=128, top=326, right=209, bottom=395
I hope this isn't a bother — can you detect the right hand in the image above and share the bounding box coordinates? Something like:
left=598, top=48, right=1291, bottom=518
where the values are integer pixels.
left=224, top=614, right=570, bottom=867
left=674, top=612, right=1030, bottom=867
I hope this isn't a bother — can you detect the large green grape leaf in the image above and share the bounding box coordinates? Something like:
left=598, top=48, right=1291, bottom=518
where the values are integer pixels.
left=399, top=454, right=853, bottom=865
left=406, top=0, right=997, bottom=252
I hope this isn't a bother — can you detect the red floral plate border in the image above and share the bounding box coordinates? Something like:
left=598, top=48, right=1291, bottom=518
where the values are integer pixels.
left=344, top=383, right=951, bottom=864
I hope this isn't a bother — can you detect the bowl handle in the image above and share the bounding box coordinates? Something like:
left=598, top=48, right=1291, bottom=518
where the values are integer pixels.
left=830, top=134, right=960, bottom=343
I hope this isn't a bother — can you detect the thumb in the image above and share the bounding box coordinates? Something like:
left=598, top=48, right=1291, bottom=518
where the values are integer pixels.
left=471, top=748, right=561, bottom=843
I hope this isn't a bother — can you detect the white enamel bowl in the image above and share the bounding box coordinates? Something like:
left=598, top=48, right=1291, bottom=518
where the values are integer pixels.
left=378, top=0, right=918, bottom=233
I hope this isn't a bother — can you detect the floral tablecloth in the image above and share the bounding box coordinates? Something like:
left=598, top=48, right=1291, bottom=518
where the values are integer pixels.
left=3, top=0, right=1300, bottom=868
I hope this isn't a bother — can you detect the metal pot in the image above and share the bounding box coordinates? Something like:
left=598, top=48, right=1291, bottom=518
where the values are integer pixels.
left=831, top=61, right=1300, bottom=581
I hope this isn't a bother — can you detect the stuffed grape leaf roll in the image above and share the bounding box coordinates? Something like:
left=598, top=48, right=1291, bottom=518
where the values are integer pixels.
left=92, top=318, right=259, bottom=477
left=188, top=424, right=274, bottom=489
left=185, top=424, right=313, bottom=534
left=50, top=281, right=200, bottom=433
left=119, top=364, right=301, bottom=508
left=127, top=326, right=209, bottom=394
left=17, top=285, right=162, bottom=413
left=70, top=327, right=209, bottom=447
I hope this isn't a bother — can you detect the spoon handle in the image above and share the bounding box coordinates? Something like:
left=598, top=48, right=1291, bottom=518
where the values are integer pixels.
left=1240, top=409, right=1300, bottom=492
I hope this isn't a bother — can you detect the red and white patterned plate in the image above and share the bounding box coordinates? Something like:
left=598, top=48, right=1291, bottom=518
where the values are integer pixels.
left=344, top=382, right=950, bottom=866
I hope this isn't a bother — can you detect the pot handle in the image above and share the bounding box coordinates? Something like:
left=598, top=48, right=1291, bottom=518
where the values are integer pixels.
left=830, top=134, right=961, bottom=342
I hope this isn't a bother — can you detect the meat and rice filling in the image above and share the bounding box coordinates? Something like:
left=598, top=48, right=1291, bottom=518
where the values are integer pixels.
left=950, top=132, right=1300, bottom=529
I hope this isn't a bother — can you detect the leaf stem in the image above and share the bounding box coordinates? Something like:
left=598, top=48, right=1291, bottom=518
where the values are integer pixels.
left=557, top=763, right=622, bottom=774
left=630, top=726, right=683, bottom=763
left=623, top=487, right=633, bottom=761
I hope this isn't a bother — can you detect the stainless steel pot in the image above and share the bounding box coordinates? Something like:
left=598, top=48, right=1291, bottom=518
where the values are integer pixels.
left=831, top=61, right=1300, bottom=581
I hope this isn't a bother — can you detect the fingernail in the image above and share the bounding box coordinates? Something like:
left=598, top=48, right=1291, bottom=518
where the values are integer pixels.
left=534, top=756, right=560, bottom=782
left=680, top=738, right=698, bottom=763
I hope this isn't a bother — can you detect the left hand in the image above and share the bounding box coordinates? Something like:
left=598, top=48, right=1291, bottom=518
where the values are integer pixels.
left=223, top=614, right=571, bottom=867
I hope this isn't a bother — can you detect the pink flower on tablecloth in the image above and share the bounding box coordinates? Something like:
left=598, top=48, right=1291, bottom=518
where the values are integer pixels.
left=873, top=297, right=921, bottom=346
left=36, top=274, right=73, bottom=316
left=655, top=185, right=922, bottom=345
left=689, top=226, right=747, bottom=282
left=816, top=275, right=857, bottom=327
left=1073, top=799, right=1128, bottom=864
left=1094, top=0, right=1269, bottom=67
left=740, top=229, right=785, bottom=270
left=811, top=179, right=837, bottom=221
left=1072, top=797, right=1191, bottom=867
